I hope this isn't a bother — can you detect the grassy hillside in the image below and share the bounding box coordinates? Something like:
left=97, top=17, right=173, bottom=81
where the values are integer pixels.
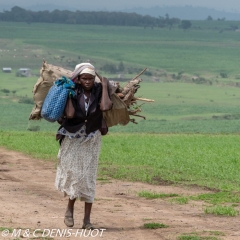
left=1, top=72, right=240, bottom=133
left=1, top=21, right=240, bottom=133
left=1, top=21, right=240, bottom=78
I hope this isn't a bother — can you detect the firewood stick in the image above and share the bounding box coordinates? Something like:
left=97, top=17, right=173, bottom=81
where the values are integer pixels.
left=129, top=109, right=142, bottom=114
left=95, top=71, right=102, bottom=82
left=117, top=93, right=125, bottom=98
left=134, top=97, right=155, bottom=102
left=132, top=68, right=148, bottom=80
left=130, top=119, right=138, bottom=124
left=130, top=100, right=137, bottom=105
left=133, top=115, right=146, bottom=120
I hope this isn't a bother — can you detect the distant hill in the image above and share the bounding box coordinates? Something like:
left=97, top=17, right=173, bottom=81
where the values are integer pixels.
left=1, top=4, right=240, bottom=21
left=0, top=4, right=74, bottom=12
left=124, top=6, right=240, bottom=21
left=0, top=6, right=182, bottom=28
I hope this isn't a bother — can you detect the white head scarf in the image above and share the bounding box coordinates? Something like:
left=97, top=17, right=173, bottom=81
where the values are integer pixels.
left=71, top=63, right=96, bottom=81
left=74, top=63, right=94, bottom=70
left=80, top=67, right=95, bottom=76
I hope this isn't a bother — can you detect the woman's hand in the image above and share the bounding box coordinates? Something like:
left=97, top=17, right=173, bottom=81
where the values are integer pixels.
left=101, top=77, right=108, bottom=87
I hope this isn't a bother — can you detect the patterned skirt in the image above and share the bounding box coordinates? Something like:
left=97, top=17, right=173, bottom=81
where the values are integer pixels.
left=55, top=130, right=102, bottom=203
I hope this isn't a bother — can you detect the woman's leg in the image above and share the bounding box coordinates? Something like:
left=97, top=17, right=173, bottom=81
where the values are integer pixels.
left=64, top=198, right=76, bottom=227
left=66, top=198, right=76, bottom=216
left=83, top=202, right=92, bottom=225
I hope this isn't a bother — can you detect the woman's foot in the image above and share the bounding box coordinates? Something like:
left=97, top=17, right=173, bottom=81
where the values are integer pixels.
left=82, top=222, right=94, bottom=230
left=83, top=202, right=93, bottom=229
left=64, top=215, right=74, bottom=227
left=64, top=198, right=76, bottom=227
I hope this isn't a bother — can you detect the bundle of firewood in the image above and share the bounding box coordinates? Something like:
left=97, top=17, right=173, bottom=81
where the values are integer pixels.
left=29, top=60, right=154, bottom=127
left=111, top=68, right=154, bottom=124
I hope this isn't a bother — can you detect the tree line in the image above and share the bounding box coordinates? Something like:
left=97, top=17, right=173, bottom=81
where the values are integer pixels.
left=0, top=6, right=192, bottom=28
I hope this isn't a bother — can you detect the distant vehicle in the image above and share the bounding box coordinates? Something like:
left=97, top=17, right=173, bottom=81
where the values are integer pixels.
left=17, top=68, right=31, bottom=77
left=2, top=67, right=12, bottom=73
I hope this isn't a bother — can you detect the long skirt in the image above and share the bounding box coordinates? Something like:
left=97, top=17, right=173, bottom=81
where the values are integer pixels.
left=55, top=130, right=102, bottom=203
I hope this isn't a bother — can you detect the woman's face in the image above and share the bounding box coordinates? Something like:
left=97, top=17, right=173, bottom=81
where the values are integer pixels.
left=77, top=73, right=95, bottom=91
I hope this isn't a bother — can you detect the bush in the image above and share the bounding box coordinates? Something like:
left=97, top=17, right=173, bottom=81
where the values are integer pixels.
left=18, top=97, right=34, bottom=104
left=144, top=71, right=152, bottom=76
left=179, top=20, right=192, bottom=29
left=118, top=61, right=125, bottom=72
left=220, top=72, right=228, bottom=78
left=192, top=77, right=207, bottom=84
left=1, top=89, right=10, bottom=93
left=101, top=63, right=117, bottom=74
left=172, top=71, right=183, bottom=80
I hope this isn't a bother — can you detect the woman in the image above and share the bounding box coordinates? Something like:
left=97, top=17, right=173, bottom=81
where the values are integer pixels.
left=55, top=63, right=112, bottom=229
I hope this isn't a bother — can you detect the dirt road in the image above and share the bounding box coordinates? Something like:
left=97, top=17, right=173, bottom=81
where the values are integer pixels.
left=0, top=147, right=240, bottom=240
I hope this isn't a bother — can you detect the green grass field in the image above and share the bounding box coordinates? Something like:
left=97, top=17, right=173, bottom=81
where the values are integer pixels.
left=1, top=73, right=240, bottom=133
left=1, top=21, right=240, bottom=197
left=1, top=131, right=240, bottom=192
left=1, top=22, right=240, bottom=133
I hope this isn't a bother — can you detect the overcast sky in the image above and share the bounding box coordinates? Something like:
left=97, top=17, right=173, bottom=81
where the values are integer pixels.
left=2, top=0, right=240, bottom=13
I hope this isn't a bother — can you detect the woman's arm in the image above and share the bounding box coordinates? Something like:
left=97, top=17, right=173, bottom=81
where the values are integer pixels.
left=97, top=73, right=113, bottom=112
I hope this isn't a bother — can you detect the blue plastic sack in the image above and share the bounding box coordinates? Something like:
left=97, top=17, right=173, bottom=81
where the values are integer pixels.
left=41, top=76, right=75, bottom=122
